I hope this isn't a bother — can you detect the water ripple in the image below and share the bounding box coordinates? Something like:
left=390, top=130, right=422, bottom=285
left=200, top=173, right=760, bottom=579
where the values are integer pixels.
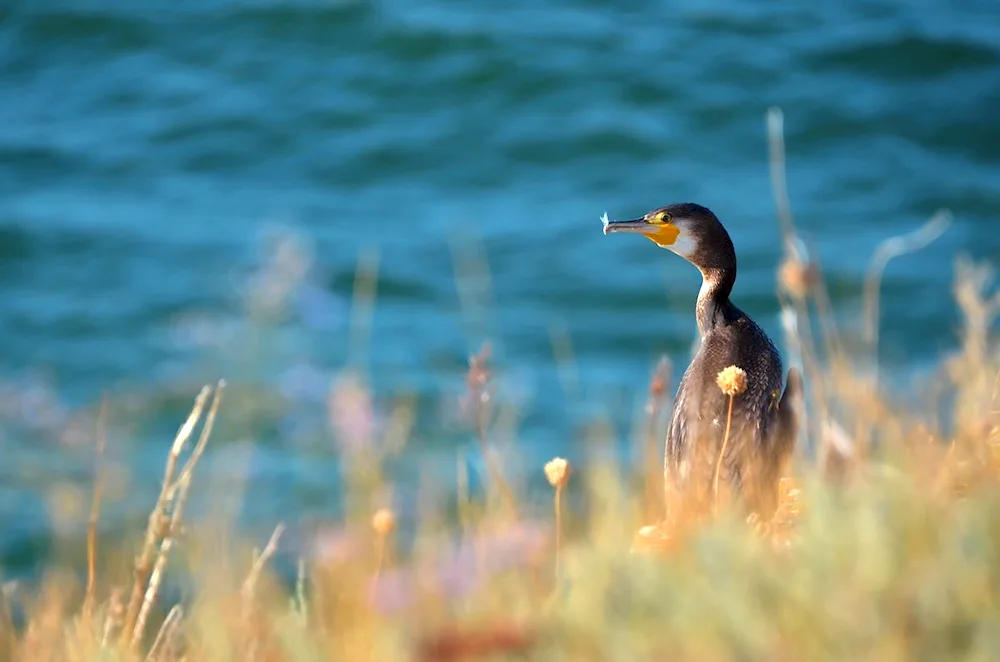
left=1, top=0, right=998, bottom=569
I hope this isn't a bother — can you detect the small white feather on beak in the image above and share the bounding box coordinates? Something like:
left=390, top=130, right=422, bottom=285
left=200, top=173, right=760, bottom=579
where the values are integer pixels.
left=600, top=212, right=610, bottom=234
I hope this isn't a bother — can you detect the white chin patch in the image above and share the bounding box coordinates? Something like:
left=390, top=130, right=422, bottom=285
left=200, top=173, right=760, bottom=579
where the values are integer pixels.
left=665, top=231, right=696, bottom=259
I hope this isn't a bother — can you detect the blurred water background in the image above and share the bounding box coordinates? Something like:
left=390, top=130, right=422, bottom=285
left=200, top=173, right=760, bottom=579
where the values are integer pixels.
left=1, top=0, right=999, bottom=574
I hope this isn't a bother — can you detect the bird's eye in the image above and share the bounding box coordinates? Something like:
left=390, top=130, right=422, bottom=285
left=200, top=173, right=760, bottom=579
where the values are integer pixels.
left=657, top=211, right=672, bottom=223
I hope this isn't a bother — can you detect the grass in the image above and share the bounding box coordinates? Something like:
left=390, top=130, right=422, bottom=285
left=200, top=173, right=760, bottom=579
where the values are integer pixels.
left=1, top=109, right=999, bottom=661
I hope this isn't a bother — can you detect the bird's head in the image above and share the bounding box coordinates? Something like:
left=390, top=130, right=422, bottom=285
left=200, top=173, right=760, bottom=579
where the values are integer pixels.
left=602, top=202, right=734, bottom=270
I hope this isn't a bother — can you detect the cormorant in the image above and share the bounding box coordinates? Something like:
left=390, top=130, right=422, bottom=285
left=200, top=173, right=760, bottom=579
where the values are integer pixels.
left=603, top=202, right=801, bottom=519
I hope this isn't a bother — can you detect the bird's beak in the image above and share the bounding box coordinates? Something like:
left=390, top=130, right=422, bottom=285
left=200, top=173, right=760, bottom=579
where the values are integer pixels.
left=602, top=215, right=680, bottom=247
left=602, top=217, right=648, bottom=236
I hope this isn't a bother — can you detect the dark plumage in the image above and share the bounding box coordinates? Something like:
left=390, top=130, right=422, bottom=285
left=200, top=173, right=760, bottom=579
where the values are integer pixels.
left=604, top=202, right=801, bottom=518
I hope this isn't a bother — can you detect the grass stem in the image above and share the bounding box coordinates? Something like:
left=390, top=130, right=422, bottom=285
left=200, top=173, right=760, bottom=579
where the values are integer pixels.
left=714, top=394, right=735, bottom=514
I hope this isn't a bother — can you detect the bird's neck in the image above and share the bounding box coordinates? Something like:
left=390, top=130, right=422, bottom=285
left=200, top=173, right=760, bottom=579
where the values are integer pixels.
left=695, top=267, right=735, bottom=335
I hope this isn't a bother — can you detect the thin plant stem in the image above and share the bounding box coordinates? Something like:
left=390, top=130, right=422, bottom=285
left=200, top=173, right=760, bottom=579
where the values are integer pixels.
left=145, top=605, right=183, bottom=662
left=131, top=473, right=191, bottom=651
left=863, top=210, right=952, bottom=385
left=100, top=589, right=125, bottom=648
left=780, top=288, right=832, bottom=456
left=83, top=392, right=108, bottom=627
left=714, top=394, right=736, bottom=514
left=991, top=369, right=1000, bottom=408
left=242, top=523, right=286, bottom=627
left=348, top=246, right=381, bottom=377
left=242, top=524, right=286, bottom=601
left=121, top=385, right=212, bottom=644
left=548, top=319, right=581, bottom=405
left=456, top=452, right=472, bottom=534
left=766, top=107, right=795, bottom=246
left=477, top=425, right=517, bottom=518
left=129, top=382, right=224, bottom=651
left=169, top=380, right=227, bottom=499
left=448, top=230, right=502, bottom=361
left=372, top=533, right=387, bottom=589
left=767, top=107, right=844, bottom=362
left=644, top=357, right=670, bottom=522
left=553, top=484, right=563, bottom=582
left=467, top=344, right=517, bottom=518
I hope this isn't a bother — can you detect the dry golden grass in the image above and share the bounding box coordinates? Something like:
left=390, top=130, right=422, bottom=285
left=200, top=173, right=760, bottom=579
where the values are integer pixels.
left=1, top=112, right=997, bottom=661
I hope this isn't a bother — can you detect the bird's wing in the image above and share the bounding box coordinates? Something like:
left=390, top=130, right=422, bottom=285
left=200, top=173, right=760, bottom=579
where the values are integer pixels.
left=664, top=369, right=701, bottom=476
left=665, top=362, right=693, bottom=446
left=665, top=397, right=686, bottom=470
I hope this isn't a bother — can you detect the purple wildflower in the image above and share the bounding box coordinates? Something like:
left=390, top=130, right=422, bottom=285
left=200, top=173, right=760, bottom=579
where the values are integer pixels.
left=328, top=371, right=377, bottom=455
left=368, top=521, right=550, bottom=614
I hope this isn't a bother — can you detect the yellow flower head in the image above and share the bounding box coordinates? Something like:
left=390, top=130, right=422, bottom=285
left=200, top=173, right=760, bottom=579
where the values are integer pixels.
left=716, top=365, right=748, bottom=397
left=544, top=457, right=570, bottom=488
left=372, top=508, right=396, bottom=535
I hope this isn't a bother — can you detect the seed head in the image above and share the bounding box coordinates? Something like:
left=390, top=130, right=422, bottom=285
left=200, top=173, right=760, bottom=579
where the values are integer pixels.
left=716, top=366, right=748, bottom=397
left=372, top=508, right=396, bottom=536
left=649, top=355, right=670, bottom=398
left=778, top=256, right=817, bottom=300
left=544, top=457, right=570, bottom=488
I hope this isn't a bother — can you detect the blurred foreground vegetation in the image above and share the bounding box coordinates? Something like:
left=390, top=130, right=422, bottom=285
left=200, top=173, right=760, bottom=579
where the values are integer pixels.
left=2, top=116, right=1000, bottom=661
left=2, top=253, right=998, bottom=662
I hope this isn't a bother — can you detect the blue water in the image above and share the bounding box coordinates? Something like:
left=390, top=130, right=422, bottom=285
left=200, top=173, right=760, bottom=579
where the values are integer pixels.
left=1, top=0, right=999, bottom=565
